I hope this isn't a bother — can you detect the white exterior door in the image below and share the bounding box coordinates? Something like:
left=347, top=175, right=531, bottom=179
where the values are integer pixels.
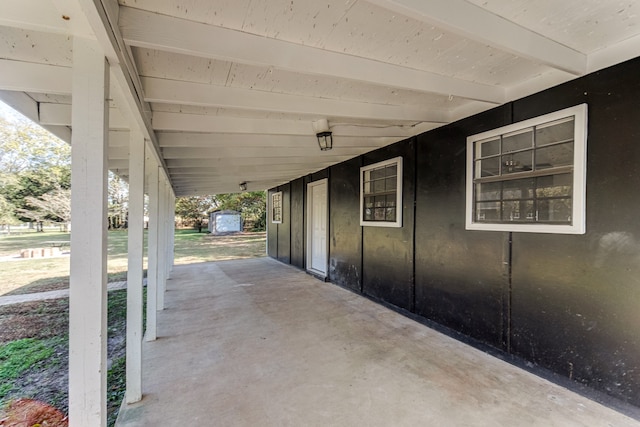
left=307, top=179, right=328, bottom=276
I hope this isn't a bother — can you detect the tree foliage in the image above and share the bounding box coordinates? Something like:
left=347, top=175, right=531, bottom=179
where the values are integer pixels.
left=175, top=192, right=266, bottom=232
left=108, top=172, right=129, bottom=229
left=0, top=109, right=71, bottom=227
left=175, top=196, right=216, bottom=232
left=18, top=186, right=71, bottom=228
left=0, top=116, right=70, bottom=175
left=214, top=192, right=267, bottom=231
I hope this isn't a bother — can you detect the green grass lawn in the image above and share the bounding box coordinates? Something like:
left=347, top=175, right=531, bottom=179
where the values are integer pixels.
left=0, top=229, right=265, bottom=295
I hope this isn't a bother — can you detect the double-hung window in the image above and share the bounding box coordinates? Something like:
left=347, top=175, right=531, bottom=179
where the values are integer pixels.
left=466, top=104, right=587, bottom=234
left=360, top=157, right=403, bottom=227
left=271, top=191, right=282, bottom=224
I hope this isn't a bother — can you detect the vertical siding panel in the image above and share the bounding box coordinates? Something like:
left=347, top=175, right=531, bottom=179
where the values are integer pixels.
left=329, top=157, right=362, bottom=291
left=361, top=140, right=415, bottom=310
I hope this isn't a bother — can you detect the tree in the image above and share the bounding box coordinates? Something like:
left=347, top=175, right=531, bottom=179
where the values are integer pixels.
left=108, top=172, right=129, bottom=229
left=214, top=192, right=266, bottom=231
left=175, top=196, right=216, bottom=232
left=18, top=186, right=71, bottom=231
left=0, top=111, right=71, bottom=225
left=0, top=194, right=18, bottom=232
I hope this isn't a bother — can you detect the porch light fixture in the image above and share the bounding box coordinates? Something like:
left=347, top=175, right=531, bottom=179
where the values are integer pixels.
left=312, top=119, right=333, bottom=151
left=239, top=182, right=247, bottom=191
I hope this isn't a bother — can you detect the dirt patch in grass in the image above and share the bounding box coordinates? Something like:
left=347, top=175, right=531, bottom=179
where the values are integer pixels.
left=0, top=300, right=69, bottom=343
left=0, top=290, right=128, bottom=425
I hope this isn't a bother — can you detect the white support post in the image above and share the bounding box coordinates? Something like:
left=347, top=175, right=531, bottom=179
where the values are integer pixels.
left=157, top=179, right=167, bottom=310
left=125, top=129, right=145, bottom=404
left=164, top=185, right=172, bottom=278
left=145, top=156, right=159, bottom=341
left=68, top=37, right=109, bottom=427
left=168, top=190, right=175, bottom=273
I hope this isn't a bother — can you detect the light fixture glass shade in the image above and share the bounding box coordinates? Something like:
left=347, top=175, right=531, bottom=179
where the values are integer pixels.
left=316, top=131, right=333, bottom=151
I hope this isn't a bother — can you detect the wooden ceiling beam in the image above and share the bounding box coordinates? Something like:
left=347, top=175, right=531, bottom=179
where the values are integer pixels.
left=366, top=0, right=586, bottom=75
left=143, top=77, right=450, bottom=123
left=120, top=6, right=504, bottom=104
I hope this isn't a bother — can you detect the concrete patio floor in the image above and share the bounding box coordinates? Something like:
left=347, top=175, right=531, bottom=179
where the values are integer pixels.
left=115, top=257, right=639, bottom=426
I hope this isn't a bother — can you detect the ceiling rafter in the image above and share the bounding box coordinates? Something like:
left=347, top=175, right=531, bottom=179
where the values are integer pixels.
left=119, top=6, right=504, bottom=104
left=0, top=59, right=72, bottom=94
left=158, top=133, right=398, bottom=149
left=153, top=112, right=439, bottom=138
left=39, top=102, right=129, bottom=130
left=365, top=0, right=586, bottom=76
left=143, top=77, right=450, bottom=123
left=165, top=155, right=356, bottom=168
left=161, top=146, right=378, bottom=159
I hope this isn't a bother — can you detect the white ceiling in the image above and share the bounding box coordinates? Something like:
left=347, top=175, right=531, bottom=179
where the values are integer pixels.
left=1, top=0, right=640, bottom=195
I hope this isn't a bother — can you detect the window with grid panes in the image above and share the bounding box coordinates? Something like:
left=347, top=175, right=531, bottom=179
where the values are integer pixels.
left=271, top=191, right=282, bottom=224
left=466, top=104, right=587, bottom=234
left=360, top=157, right=403, bottom=227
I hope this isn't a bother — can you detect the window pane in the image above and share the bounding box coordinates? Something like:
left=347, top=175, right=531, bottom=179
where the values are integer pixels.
left=476, top=202, right=500, bottom=221
left=385, top=177, right=396, bottom=192
left=478, top=157, right=500, bottom=177
left=536, top=142, right=573, bottom=169
left=502, top=150, right=533, bottom=174
left=502, top=200, right=534, bottom=222
left=374, top=207, right=386, bottom=220
left=386, top=207, right=396, bottom=222
left=386, top=164, right=397, bottom=177
left=476, top=182, right=501, bottom=201
left=373, top=179, right=385, bottom=193
left=536, top=173, right=572, bottom=198
left=370, top=167, right=385, bottom=180
left=536, top=117, right=574, bottom=147
left=477, top=137, right=500, bottom=157
left=364, top=196, right=374, bottom=208
left=503, top=128, right=533, bottom=153
left=386, top=194, right=396, bottom=207
left=374, top=195, right=386, bottom=207
left=503, top=178, right=534, bottom=200
left=364, top=208, right=372, bottom=221
left=537, top=198, right=572, bottom=223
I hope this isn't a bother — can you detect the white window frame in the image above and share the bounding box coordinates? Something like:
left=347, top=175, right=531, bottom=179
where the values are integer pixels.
left=271, top=191, right=282, bottom=224
left=360, top=156, right=403, bottom=228
left=465, top=103, right=588, bottom=234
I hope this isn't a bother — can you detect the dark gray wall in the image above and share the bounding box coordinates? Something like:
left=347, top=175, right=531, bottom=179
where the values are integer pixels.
left=290, top=178, right=305, bottom=269
left=266, top=189, right=278, bottom=258
left=329, top=157, right=362, bottom=291
left=277, top=183, right=291, bottom=264
left=362, top=140, right=416, bottom=309
left=414, top=106, right=513, bottom=350
left=267, top=57, right=640, bottom=408
left=508, top=61, right=640, bottom=405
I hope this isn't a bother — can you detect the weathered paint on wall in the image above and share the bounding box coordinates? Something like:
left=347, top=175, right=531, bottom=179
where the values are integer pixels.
left=329, top=157, right=362, bottom=292
left=290, top=178, right=305, bottom=269
left=414, top=105, right=512, bottom=350
left=267, top=57, right=640, bottom=408
left=362, top=140, right=416, bottom=310
left=267, top=189, right=278, bottom=258
left=277, top=183, right=291, bottom=264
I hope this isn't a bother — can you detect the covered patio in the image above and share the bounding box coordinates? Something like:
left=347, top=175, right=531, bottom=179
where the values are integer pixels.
left=115, top=258, right=638, bottom=426
left=3, top=0, right=640, bottom=425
